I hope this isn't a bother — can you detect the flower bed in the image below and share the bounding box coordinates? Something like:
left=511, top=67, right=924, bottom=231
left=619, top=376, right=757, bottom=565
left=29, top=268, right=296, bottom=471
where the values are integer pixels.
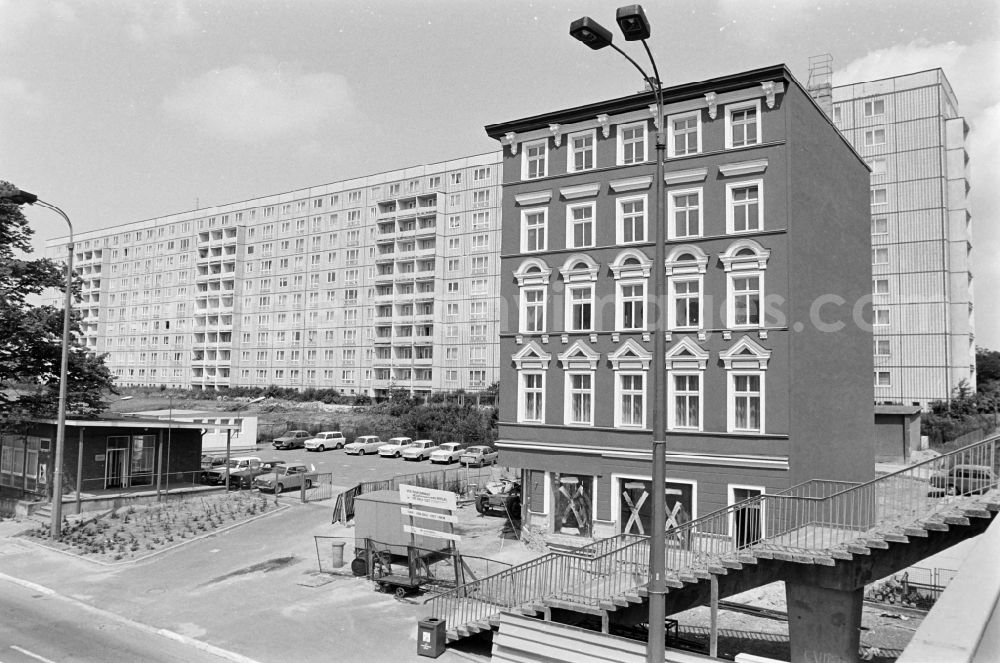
left=21, top=492, right=275, bottom=563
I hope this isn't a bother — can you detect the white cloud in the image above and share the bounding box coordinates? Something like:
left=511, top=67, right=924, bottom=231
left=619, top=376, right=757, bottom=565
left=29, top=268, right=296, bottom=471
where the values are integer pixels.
left=124, top=0, right=199, bottom=44
left=0, top=0, right=76, bottom=49
left=837, top=40, right=1000, bottom=349
left=0, top=77, right=46, bottom=116
left=162, top=64, right=357, bottom=143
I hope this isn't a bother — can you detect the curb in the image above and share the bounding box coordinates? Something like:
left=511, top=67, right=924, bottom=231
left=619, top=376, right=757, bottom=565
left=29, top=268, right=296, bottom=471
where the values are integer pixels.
left=0, top=571, right=261, bottom=663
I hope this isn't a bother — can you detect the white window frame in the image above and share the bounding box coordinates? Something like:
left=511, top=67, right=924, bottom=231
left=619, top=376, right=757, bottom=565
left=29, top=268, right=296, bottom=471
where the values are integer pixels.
left=725, top=99, right=761, bottom=149
left=667, top=110, right=702, bottom=158
left=567, top=129, right=596, bottom=173
left=863, top=98, right=885, bottom=117
left=566, top=202, right=596, bottom=249
left=873, top=278, right=889, bottom=295
left=726, top=180, right=763, bottom=234
left=727, top=484, right=766, bottom=543
left=871, top=188, right=888, bottom=206
left=874, top=307, right=890, bottom=326
left=864, top=128, right=886, bottom=146
left=520, top=286, right=547, bottom=334
left=522, top=139, right=548, bottom=180
left=519, top=371, right=546, bottom=424
left=872, top=217, right=888, bottom=235
left=617, top=121, right=648, bottom=165
left=875, top=371, right=891, bottom=387
left=521, top=207, right=548, bottom=253
left=564, top=370, right=595, bottom=427
left=616, top=194, right=647, bottom=245
left=874, top=339, right=891, bottom=356
left=566, top=284, right=595, bottom=332
left=669, top=276, right=702, bottom=330
left=728, top=371, right=764, bottom=433
left=668, top=372, right=703, bottom=431
left=728, top=272, right=763, bottom=328
left=615, top=371, right=646, bottom=428
left=617, top=279, right=647, bottom=331
left=873, top=248, right=889, bottom=265
left=668, top=187, right=702, bottom=240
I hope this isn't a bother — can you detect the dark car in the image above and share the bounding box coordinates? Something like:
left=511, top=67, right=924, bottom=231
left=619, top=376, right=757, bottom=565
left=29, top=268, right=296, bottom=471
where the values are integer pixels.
left=229, top=459, right=287, bottom=490
left=272, top=430, right=311, bottom=450
left=928, top=464, right=996, bottom=496
left=202, top=456, right=262, bottom=485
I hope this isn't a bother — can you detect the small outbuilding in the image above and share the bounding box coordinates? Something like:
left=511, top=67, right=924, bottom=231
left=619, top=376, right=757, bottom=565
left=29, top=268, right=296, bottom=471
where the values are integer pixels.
left=874, top=405, right=923, bottom=464
left=0, top=416, right=239, bottom=512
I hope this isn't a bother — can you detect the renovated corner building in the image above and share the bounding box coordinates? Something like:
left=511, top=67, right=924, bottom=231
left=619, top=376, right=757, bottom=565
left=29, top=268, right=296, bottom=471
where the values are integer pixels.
left=45, top=154, right=501, bottom=399
left=831, top=69, right=975, bottom=407
left=486, top=64, right=875, bottom=541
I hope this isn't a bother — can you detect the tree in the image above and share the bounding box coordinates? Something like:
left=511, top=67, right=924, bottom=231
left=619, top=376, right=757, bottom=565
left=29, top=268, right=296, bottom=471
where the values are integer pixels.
left=0, top=187, right=116, bottom=424
left=976, top=347, right=1000, bottom=385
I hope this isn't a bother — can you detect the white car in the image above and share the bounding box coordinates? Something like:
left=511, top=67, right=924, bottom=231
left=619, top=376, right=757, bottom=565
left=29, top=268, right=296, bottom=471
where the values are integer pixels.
left=429, top=443, right=464, bottom=465
left=402, top=439, right=439, bottom=461
left=304, top=431, right=346, bottom=452
left=344, top=435, right=383, bottom=455
left=378, top=437, right=414, bottom=458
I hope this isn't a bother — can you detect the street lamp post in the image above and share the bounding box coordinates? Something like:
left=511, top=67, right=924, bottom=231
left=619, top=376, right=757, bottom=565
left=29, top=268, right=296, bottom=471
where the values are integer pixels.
left=0, top=184, right=74, bottom=541
left=570, top=7, right=668, bottom=662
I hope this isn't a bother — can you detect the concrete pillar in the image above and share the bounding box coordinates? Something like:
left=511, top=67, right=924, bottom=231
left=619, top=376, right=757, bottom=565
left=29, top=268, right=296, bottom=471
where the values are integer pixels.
left=786, top=582, right=863, bottom=663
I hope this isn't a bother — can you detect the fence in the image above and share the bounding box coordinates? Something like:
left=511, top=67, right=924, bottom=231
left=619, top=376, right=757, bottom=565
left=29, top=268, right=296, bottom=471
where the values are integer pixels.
left=864, top=566, right=958, bottom=610
left=301, top=472, right=335, bottom=503
left=332, top=464, right=516, bottom=524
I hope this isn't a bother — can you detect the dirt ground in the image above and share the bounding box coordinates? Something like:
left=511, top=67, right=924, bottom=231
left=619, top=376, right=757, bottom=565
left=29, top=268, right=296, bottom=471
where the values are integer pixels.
left=670, top=582, right=922, bottom=661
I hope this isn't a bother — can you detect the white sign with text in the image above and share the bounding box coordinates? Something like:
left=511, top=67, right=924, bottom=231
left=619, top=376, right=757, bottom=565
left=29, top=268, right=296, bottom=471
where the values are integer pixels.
left=398, top=484, right=457, bottom=511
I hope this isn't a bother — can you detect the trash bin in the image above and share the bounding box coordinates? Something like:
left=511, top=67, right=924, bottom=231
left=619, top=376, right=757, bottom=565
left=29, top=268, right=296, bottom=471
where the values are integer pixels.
left=416, top=617, right=446, bottom=658
left=330, top=541, right=345, bottom=568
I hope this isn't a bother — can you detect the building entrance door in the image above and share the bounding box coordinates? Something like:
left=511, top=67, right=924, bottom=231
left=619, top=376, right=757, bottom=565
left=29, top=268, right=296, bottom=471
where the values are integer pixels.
left=731, top=487, right=763, bottom=548
left=105, top=441, right=129, bottom=489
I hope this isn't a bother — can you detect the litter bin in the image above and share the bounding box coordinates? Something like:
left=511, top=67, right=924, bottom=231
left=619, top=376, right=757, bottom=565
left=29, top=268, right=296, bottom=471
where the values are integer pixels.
left=330, top=541, right=345, bottom=568
left=416, top=617, right=446, bottom=658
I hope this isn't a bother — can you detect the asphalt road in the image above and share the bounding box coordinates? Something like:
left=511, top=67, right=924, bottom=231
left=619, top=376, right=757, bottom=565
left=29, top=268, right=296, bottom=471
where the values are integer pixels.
left=0, top=576, right=246, bottom=663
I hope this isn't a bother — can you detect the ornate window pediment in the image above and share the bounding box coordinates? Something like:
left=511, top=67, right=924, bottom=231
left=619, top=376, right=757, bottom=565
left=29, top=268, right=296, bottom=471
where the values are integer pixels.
left=720, top=335, right=771, bottom=370
left=665, top=336, right=710, bottom=370
left=560, top=253, right=599, bottom=283
left=665, top=245, right=709, bottom=276
left=721, top=239, right=770, bottom=272
left=610, top=250, right=651, bottom=279
left=513, top=341, right=551, bottom=370
left=514, top=258, right=552, bottom=287
left=609, top=338, right=652, bottom=371
left=558, top=340, right=600, bottom=370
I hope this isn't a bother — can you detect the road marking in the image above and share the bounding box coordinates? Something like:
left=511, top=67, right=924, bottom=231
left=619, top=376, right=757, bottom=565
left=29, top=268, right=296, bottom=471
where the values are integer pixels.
left=10, top=645, right=58, bottom=663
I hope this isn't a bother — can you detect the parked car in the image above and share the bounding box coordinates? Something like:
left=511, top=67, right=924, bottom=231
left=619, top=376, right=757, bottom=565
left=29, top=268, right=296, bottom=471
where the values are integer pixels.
left=253, top=462, right=315, bottom=494
left=460, top=445, right=499, bottom=467
left=402, top=439, right=439, bottom=461
left=229, top=459, right=286, bottom=490
left=476, top=478, right=521, bottom=516
left=344, top=435, right=383, bottom=455
left=429, top=442, right=465, bottom=465
left=304, top=431, right=346, bottom=452
left=272, top=430, right=312, bottom=450
left=928, top=464, right=996, bottom=496
left=201, top=456, right=261, bottom=484
left=378, top=437, right=414, bottom=458
left=201, top=454, right=229, bottom=471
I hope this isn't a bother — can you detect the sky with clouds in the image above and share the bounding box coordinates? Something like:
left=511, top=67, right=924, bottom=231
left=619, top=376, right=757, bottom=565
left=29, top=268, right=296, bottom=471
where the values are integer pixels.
left=1, top=0, right=997, bottom=345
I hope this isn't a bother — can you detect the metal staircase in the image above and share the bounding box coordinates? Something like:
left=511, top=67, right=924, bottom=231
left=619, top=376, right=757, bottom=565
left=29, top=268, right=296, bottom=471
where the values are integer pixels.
left=426, top=436, right=999, bottom=643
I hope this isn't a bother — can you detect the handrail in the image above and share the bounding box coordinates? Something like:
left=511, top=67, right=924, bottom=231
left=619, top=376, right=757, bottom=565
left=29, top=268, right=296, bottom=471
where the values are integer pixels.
left=427, top=434, right=1000, bottom=633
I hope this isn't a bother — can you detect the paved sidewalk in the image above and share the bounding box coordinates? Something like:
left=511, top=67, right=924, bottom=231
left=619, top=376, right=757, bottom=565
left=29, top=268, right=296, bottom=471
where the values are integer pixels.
left=0, top=501, right=486, bottom=662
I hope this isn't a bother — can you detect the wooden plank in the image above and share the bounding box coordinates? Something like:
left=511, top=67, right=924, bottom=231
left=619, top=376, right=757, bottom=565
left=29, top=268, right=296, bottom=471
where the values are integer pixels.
left=813, top=556, right=837, bottom=567
left=720, top=559, right=743, bottom=570
left=918, top=520, right=950, bottom=531
left=707, top=565, right=728, bottom=575
left=882, top=533, right=909, bottom=544
left=959, top=508, right=991, bottom=519
left=846, top=544, right=871, bottom=555
left=862, top=538, right=890, bottom=549
left=830, top=549, right=854, bottom=561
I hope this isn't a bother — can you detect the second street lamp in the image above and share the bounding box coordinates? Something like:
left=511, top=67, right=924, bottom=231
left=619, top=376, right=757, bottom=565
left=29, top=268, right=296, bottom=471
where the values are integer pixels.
left=570, top=7, right=669, bottom=663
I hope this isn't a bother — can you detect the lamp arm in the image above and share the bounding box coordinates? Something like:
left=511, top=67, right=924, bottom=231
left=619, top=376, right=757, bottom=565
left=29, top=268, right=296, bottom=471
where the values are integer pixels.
left=640, top=40, right=665, bottom=119
left=608, top=42, right=658, bottom=97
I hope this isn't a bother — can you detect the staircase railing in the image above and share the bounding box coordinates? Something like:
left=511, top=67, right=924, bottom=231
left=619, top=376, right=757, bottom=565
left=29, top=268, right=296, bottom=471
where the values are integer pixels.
left=427, top=434, right=999, bottom=632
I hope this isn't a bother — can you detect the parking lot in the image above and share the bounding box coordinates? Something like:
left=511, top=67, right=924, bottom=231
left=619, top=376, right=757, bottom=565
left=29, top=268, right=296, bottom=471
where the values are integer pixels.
left=231, top=441, right=503, bottom=493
